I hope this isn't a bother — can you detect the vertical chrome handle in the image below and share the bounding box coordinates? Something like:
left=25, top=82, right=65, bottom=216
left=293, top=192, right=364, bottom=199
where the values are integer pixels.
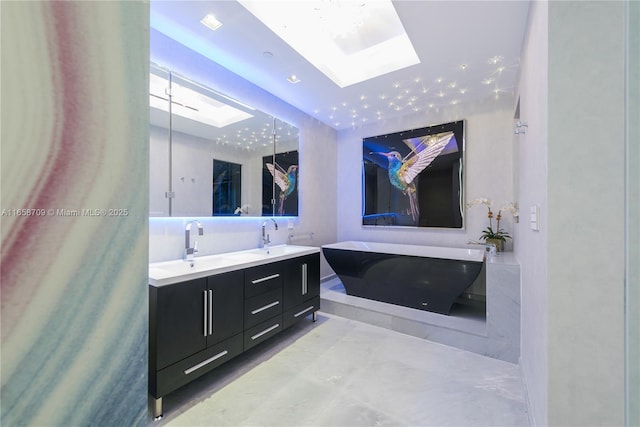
left=208, top=290, right=213, bottom=335
left=302, top=263, right=308, bottom=295
left=203, top=291, right=208, bottom=337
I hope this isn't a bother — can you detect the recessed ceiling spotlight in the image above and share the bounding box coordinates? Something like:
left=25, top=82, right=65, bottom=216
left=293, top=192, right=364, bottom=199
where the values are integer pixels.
left=488, top=55, right=504, bottom=65
left=482, top=78, right=495, bottom=85
left=393, top=82, right=401, bottom=89
left=435, top=77, right=444, bottom=84
left=459, top=64, right=468, bottom=70
left=459, top=88, right=468, bottom=94
left=201, top=14, right=223, bottom=31
left=448, top=82, right=457, bottom=89
left=287, top=74, right=301, bottom=83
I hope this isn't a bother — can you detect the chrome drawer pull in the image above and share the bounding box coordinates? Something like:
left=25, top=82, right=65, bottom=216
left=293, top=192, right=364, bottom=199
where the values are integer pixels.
left=203, top=291, right=207, bottom=337
left=251, top=323, right=279, bottom=340
left=251, top=273, right=280, bottom=284
left=184, top=350, right=229, bottom=375
left=294, top=306, right=315, bottom=318
left=302, top=263, right=308, bottom=295
left=208, top=290, right=213, bottom=335
left=251, top=300, right=280, bottom=315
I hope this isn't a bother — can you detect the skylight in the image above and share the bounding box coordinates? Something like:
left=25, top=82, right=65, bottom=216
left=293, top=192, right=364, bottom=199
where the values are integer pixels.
left=238, top=0, right=420, bottom=88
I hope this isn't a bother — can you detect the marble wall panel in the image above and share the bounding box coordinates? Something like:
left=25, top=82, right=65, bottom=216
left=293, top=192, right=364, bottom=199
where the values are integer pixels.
left=1, top=2, right=149, bottom=425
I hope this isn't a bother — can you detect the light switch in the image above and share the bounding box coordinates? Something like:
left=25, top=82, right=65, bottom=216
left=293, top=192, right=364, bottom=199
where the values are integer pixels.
left=530, top=205, right=540, bottom=231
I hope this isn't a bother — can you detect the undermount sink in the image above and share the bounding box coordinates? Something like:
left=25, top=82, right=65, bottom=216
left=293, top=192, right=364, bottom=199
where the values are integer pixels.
left=149, top=244, right=320, bottom=286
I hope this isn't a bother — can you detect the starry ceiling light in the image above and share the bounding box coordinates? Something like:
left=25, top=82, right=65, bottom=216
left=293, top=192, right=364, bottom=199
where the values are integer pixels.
left=238, top=0, right=420, bottom=88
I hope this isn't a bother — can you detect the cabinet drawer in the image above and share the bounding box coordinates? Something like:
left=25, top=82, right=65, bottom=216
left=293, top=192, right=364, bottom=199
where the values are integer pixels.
left=243, top=315, right=283, bottom=351
left=244, top=262, right=283, bottom=298
left=283, top=296, right=320, bottom=329
left=244, top=288, right=282, bottom=329
left=153, top=333, right=243, bottom=398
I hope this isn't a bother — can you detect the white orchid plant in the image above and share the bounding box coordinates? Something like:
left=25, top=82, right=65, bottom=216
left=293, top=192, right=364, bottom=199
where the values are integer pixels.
left=467, top=198, right=519, bottom=243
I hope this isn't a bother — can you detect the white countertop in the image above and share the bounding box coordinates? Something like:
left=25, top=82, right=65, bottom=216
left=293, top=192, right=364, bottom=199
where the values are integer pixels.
left=149, top=244, right=320, bottom=287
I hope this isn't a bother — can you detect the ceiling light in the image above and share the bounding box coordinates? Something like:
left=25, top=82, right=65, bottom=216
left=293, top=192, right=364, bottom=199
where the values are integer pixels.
left=238, top=0, right=419, bottom=88
left=287, top=74, right=302, bottom=84
left=200, top=14, right=223, bottom=31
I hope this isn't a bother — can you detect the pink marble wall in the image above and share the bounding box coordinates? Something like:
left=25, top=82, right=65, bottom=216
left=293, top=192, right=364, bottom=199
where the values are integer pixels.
left=1, top=2, right=149, bottom=424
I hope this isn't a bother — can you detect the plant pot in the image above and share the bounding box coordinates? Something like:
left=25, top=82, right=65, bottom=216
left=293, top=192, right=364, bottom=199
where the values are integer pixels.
left=485, top=238, right=504, bottom=252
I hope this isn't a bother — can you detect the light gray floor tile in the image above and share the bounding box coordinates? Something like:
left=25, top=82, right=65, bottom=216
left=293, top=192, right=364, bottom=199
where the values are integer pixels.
left=158, top=314, right=528, bottom=427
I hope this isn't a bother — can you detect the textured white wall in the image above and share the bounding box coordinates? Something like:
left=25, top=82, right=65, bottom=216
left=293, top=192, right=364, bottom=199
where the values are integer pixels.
left=626, top=2, right=640, bottom=424
left=335, top=97, right=516, bottom=249
left=514, top=2, right=549, bottom=426
left=547, top=2, right=626, bottom=425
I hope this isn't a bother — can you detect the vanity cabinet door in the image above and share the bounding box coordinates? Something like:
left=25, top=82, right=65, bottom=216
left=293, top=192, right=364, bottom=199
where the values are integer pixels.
left=151, top=278, right=208, bottom=371
left=206, top=270, right=244, bottom=346
left=282, top=253, right=320, bottom=310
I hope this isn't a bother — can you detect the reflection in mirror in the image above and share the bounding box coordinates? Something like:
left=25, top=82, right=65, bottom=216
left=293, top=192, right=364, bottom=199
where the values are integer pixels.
left=213, top=159, right=242, bottom=215
left=148, top=63, right=299, bottom=217
left=263, top=119, right=299, bottom=216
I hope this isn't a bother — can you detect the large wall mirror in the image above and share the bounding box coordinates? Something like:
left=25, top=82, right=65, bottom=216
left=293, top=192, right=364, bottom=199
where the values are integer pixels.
left=149, top=63, right=299, bottom=217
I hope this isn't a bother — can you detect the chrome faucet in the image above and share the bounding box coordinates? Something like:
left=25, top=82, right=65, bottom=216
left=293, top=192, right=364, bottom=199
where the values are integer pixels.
left=261, top=218, right=278, bottom=249
left=184, top=220, right=204, bottom=261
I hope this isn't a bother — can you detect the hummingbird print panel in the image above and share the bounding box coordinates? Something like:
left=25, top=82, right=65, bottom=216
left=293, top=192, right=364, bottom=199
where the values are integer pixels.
left=262, top=150, right=299, bottom=216
left=363, top=120, right=464, bottom=228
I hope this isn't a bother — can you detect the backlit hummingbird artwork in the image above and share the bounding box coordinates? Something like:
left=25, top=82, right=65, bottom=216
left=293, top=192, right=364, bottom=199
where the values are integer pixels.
left=266, top=162, right=298, bottom=215
left=375, top=131, right=455, bottom=221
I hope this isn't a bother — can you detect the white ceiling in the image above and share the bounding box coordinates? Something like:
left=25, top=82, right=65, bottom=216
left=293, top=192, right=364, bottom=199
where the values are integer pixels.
left=150, top=1, right=530, bottom=131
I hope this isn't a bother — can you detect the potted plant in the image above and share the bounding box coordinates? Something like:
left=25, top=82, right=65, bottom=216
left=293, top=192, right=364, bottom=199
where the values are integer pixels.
left=467, top=198, right=518, bottom=251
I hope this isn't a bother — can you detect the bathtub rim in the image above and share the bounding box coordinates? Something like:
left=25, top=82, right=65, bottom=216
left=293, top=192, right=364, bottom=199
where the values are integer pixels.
left=321, top=240, right=484, bottom=263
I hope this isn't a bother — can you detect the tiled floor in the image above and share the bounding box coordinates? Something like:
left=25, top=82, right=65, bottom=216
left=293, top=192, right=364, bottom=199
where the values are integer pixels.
left=156, top=313, right=529, bottom=426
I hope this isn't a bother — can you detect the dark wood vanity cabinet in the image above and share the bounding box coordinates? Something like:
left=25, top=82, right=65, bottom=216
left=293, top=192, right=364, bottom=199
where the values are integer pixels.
left=149, top=253, right=321, bottom=419
left=149, top=269, right=244, bottom=399
left=282, top=253, right=321, bottom=329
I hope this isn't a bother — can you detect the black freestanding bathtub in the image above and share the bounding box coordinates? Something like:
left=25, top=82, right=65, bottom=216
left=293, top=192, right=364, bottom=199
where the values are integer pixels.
left=322, top=241, right=485, bottom=315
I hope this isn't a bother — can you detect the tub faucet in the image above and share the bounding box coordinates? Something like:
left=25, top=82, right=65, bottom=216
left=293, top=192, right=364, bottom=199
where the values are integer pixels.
left=184, top=220, right=204, bottom=261
left=261, top=219, right=278, bottom=249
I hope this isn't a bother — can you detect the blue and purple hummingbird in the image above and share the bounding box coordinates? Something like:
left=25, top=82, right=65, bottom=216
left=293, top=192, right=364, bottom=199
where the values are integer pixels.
left=266, top=162, right=298, bottom=215
left=375, top=131, right=454, bottom=221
